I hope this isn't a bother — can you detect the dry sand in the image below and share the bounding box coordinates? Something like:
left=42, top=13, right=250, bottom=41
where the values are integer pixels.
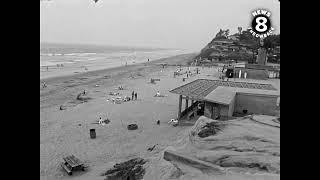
left=40, top=54, right=280, bottom=180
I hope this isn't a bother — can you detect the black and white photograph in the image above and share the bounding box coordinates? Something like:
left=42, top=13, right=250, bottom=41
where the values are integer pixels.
left=40, top=0, right=280, bottom=179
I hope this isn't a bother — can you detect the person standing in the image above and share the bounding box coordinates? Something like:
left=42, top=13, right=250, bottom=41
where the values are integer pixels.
left=135, top=92, right=137, bottom=100
left=132, top=91, right=135, bottom=100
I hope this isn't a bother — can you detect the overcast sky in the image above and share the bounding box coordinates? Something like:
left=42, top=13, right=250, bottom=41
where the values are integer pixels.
left=40, top=0, right=280, bottom=50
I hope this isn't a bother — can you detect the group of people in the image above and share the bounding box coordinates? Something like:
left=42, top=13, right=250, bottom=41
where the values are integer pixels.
left=131, top=91, right=138, bottom=100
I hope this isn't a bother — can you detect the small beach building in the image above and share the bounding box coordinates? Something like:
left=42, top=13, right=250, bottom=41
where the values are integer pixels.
left=170, top=79, right=279, bottom=120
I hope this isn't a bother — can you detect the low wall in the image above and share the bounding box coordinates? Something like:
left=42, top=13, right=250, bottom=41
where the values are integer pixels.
left=234, top=93, right=278, bottom=116
left=204, top=102, right=232, bottom=118
left=234, top=68, right=268, bottom=80
left=163, top=150, right=225, bottom=173
left=228, top=96, right=235, bottom=116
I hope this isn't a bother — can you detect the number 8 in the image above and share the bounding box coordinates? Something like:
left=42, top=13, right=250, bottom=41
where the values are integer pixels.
left=255, top=17, right=268, bottom=32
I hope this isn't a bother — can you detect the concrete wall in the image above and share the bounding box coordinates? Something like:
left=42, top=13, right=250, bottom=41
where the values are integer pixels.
left=220, top=105, right=229, bottom=117
left=234, top=68, right=268, bottom=80
left=234, top=93, right=278, bottom=116
left=228, top=96, right=235, bottom=116
left=204, top=101, right=232, bottom=118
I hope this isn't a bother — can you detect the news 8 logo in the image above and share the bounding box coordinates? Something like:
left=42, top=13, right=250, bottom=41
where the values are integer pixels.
left=252, top=15, right=271, bottom=34
left=248, top=9, right=274, bottom=39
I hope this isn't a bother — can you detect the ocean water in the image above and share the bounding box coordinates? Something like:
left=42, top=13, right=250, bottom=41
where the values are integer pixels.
left=40, top=43, right=190, bottom=67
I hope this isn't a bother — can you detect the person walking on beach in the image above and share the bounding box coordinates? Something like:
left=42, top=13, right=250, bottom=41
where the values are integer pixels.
left=42, top=82, right=47, bottom=88
left=132, top=91, right=135, bottom=100
left=135, top=92, right=137, bottom=100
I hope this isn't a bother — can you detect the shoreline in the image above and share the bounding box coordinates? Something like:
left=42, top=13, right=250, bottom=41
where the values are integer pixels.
left=40, top=53, right=196, bottom=82
left=40, top=53, right=197, bottom=109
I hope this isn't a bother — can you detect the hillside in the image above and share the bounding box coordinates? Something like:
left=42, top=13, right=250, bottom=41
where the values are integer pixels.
left=195, top=28, right=280, bottom=64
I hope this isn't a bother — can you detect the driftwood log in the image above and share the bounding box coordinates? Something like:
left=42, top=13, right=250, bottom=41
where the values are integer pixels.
left=101, top=158, right=147, bottom=180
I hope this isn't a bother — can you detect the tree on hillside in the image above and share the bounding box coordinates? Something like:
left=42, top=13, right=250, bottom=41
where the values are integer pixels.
left=225, top=29, right=230, bottom=37
left=214, top=29, right=230, bottom=39
left=238, top=27, right=242, bottom=35
left=262, top=34, right=280, bottom=60
left=215, top=29, right=224, bottom=38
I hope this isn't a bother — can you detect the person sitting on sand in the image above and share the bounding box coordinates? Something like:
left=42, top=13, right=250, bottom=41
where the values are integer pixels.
left=156, top=91, right=160, bottom=97
left=99, top=117, right=103, bottom=124
left=168, top=119, right=178, bottom=125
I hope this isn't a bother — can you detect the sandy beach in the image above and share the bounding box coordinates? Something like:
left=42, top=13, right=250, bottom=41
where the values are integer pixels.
left=40, top=53, right=280, bottom=180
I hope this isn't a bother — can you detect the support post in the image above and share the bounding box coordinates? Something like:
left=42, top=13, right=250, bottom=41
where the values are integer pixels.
left=178, top=95, right=182, bottom=119
left=185, top=98, right=189, bottom=110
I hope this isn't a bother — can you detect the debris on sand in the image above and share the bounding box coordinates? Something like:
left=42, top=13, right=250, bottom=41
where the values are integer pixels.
left=109, top=92, right=120, bottom=96
left=147, top=144, right=158, bottom=151
left=76, top=92, right=92, bottom=102
left=92, top=119, right=111, bottom=125
left=101, top=158, right=147, bottom=180
left=197, top=121, right=224, bottom=138
left=59, top=105, right=66, bottom=110
left=127, top=124, right=138, bottom=130
left=109, top=96, right=131, bottom=104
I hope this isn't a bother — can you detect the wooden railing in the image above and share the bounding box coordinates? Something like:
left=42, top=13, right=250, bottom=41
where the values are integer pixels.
left=180, top=101, right=199, bottom=119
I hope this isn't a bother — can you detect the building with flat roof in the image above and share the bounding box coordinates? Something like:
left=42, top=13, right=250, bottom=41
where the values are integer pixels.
left=170, top=79, right=279, bottom=121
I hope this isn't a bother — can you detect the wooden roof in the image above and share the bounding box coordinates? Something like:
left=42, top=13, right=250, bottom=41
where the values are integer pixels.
left=169, top=79, right=277, bottom=100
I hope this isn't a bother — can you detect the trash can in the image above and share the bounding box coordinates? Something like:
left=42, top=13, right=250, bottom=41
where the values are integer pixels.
left=90, top=129, right=96, bottom=139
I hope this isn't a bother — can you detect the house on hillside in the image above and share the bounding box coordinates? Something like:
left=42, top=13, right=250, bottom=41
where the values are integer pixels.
left=229, top=34, right=240, bottom=41
left=213, top=39, right=234, bottom=46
